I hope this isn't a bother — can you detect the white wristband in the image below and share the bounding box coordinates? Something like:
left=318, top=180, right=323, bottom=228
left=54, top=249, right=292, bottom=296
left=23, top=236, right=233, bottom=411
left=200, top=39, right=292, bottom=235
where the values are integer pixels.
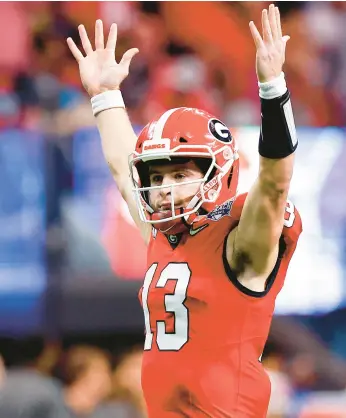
left=258, top=72, right=287, bottom=100
left=91, top=90, right=125, bottom=116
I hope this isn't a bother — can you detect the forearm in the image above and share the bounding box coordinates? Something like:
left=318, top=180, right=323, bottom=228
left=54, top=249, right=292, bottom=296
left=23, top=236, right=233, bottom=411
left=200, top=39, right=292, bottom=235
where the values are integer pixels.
left=97, top=107, right=136, bottom=168
left=258, top=153, right=294, bottom=199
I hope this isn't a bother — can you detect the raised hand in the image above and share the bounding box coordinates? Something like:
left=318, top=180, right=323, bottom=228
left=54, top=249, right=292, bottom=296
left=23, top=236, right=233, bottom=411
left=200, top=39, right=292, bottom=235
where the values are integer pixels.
left=67, top=20, right=139, bottom=97
left=249, top=4, right=290, bottom=83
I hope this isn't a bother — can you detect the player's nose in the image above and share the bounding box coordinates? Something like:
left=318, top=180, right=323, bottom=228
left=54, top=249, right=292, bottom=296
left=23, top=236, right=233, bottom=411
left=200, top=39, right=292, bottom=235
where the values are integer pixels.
left=159, top=186, right=171, bottom=198
left=159, top=177, right=172, bottom=197
left=160, top=175, right=172, bottom=190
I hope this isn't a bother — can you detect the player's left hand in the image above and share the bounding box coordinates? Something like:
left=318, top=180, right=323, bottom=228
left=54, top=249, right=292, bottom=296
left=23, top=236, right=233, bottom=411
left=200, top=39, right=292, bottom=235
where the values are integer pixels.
left=249, top=4, right=290, bottom=83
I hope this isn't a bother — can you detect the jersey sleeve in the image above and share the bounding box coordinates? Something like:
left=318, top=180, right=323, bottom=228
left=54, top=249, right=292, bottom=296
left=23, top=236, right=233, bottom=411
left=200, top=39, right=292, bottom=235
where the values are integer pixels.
left=282, top=199, right=302, bottom=251
left=227, top=193, right=302, bottom=296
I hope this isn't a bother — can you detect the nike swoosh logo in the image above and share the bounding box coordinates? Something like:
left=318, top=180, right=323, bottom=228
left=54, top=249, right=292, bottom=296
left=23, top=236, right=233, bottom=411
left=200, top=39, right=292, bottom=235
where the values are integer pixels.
left=189, top=223, right=209, bottom=236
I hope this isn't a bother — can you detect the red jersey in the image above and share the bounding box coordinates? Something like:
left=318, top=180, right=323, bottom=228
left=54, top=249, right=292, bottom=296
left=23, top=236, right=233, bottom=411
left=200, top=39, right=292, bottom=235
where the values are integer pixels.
left=139, top=193, right=302, bottom=418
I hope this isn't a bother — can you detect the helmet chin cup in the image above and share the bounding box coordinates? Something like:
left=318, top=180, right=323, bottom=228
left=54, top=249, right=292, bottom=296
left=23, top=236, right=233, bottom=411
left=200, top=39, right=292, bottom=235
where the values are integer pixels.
left=151, top=208, right=189, bottom=235
left=157, top=218, right=188, bottom=235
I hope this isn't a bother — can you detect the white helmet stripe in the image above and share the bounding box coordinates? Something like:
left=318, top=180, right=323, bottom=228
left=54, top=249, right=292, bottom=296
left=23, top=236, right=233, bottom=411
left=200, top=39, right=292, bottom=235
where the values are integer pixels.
left=152, top=108, right=181, bottom=142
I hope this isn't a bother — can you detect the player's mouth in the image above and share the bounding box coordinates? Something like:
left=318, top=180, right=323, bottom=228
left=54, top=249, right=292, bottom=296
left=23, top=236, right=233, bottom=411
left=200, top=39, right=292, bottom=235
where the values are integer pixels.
left=158, top=202, right=183, bottom=212
left=159, top=203, right=173, bottom=210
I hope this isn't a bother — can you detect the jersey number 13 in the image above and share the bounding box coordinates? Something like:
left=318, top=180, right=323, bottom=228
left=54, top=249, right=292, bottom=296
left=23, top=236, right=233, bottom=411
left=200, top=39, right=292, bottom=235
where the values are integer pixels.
left=142, top=263, right=191, bottom=351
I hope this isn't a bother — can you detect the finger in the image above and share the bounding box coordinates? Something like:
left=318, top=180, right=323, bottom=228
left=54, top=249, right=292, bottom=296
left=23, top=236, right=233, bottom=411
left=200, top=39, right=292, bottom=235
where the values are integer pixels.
left=249, top=21, right=265, bottom=49
left=66, top=37, right=84, bottom=63
left=95, top=19, right=104, bottom=50
left=275, top=7, right=283, bottom=39
left=262, top=9, right=274, bottom=44
left=106, top=23, right=117, bottom=51
left=120, top=48, right=139, bottom=69
left=78, top=24, right=93, bottom=55
left=269, top=4, right=278, bottom=41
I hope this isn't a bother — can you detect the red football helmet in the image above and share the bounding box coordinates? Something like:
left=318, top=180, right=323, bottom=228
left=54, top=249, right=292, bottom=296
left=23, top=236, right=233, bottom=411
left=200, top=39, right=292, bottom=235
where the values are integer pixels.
left=129, top=107, right=239, bottom=234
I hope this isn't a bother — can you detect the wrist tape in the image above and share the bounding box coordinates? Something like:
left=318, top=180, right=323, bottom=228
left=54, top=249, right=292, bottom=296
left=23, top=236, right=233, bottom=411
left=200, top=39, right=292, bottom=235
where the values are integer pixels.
left=91, top=90, right=125, bottom=116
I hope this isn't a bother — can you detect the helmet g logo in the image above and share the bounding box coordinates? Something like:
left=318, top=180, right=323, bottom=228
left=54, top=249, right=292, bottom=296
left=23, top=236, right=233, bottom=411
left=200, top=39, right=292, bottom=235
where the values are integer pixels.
left=208, top=119, right=232, bottom=143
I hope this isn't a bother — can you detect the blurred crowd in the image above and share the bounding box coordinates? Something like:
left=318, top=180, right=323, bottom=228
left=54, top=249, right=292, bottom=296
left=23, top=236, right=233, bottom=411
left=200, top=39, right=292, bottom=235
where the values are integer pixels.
left=0, top=337, right=146, bottom=418
left=1, top=1, right=346, bottom=134
left=1, top=333, right=346, bottom=418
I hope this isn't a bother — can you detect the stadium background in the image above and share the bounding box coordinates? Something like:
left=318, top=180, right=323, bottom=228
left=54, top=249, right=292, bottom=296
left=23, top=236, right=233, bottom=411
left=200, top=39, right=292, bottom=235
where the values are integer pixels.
left=1, top=1, right=346, bottom=417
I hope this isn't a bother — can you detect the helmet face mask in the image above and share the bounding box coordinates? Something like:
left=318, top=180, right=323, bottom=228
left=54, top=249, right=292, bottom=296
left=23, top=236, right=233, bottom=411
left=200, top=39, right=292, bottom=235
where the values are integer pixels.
left=131, top=147, right=217, bottom=221
left=129, top=108, right=239, bottom=234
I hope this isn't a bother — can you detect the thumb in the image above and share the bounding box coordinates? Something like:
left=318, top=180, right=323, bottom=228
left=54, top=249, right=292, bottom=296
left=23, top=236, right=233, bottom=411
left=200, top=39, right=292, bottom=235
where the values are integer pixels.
left=120, top=48, right=139, bottom=69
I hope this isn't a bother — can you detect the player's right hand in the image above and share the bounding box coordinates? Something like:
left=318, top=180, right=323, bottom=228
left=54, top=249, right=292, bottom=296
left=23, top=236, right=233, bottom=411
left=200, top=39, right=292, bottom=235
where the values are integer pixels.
left=67, top=20, right=139, bottom=97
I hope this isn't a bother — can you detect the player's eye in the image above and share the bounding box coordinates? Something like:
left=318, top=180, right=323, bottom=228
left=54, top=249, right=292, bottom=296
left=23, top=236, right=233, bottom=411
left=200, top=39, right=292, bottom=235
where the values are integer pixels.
left=174, top=173, right=186, bottom=181
left=150, top=174, right=163, bottom=185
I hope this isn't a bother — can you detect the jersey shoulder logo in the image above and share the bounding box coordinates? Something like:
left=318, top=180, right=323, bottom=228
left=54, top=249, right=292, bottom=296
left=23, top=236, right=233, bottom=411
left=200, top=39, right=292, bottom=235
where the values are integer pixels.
left=207, top=200, right=234, bottom=221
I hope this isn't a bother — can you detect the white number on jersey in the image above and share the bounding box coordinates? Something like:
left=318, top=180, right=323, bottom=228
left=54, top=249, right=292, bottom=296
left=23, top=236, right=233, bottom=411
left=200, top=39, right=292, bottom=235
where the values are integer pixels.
left=142, top=263, right=191, bottom=351
left=284, top=199, right=295, bottom=228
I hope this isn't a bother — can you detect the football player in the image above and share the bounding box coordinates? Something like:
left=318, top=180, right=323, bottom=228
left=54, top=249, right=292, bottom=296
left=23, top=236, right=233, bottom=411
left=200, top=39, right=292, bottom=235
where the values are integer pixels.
left=67, top=4, right=302, bottom=417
